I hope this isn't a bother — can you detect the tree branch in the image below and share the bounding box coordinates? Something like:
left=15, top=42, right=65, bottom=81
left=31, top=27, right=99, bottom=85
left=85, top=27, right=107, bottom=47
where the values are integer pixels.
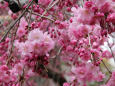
left=47, top=68, right=66, bottom=86
left=0, top=0, right=34, bottom=43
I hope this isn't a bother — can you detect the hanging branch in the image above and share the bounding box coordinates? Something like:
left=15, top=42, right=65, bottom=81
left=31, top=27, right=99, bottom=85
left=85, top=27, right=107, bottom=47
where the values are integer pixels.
left=27, top=10, right=55, bottom=22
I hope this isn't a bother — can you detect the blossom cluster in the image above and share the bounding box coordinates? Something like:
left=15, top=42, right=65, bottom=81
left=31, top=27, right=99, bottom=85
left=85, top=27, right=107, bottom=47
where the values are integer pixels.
left=62, top=0, right=115, bottom=85
left=0, top=0, right=115, bottom=86
left=15, top=28, right=54, bottom=72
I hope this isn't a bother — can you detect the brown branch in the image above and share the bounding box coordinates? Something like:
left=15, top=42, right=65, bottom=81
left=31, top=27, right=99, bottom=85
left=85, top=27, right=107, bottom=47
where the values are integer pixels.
left=17, top=0, right=22, bottom=8
left=47, top=68, right=66, bottom=86
left=0, top=0, right=34, bottom=43
left=101, top=60, right=112, bottom=74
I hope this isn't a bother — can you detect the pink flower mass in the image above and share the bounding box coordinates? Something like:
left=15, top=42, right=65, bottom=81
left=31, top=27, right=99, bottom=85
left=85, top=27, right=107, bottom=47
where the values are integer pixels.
left=15, top=28, right=55, bottom=56
left=0, top=0, right=115, bottom=86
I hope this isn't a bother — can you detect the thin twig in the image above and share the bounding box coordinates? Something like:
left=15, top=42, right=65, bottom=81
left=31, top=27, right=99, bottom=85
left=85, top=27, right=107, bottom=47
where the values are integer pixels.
left=6, top=20, right=20, bottom=65
left=102, top=60, right=112, bottom=74
left=105, top=74, right=112, bottom=84
left=51, top=46, right=63, bottom=58
left=28, top=3, right=33, bottom=26
left=37, top=0, right=59, bottom=21
left=107, top=38, right=115, bottom=62
left=27, top=10, right=55, bottom=22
